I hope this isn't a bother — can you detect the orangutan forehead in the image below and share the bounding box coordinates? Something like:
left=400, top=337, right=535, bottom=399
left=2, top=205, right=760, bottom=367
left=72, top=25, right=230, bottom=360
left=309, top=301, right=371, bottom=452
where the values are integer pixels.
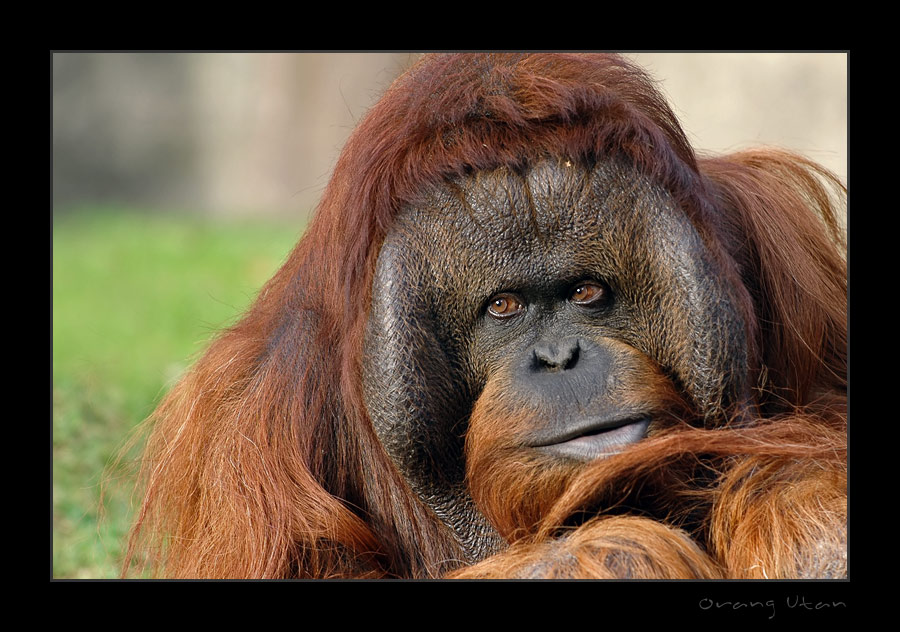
left=407, top=158, right=681, bottom=246
left=392, top=157, right=696, bottom=289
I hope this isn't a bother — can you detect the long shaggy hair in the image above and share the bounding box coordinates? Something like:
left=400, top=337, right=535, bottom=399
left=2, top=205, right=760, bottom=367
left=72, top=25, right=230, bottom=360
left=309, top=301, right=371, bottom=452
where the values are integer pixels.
left=124, top=53, right=846, bottom=579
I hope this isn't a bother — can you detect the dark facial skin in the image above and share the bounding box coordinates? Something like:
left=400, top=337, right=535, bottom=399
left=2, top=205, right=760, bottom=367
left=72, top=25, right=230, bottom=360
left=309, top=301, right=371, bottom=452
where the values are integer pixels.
left=363, top=157, right=751, bottom=560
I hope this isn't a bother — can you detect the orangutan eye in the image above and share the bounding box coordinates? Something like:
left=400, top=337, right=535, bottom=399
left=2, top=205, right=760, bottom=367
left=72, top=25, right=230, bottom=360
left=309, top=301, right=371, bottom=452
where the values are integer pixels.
left=570, top=282, right=608, bottom=306
left=487, top=293, right=525, bottom=319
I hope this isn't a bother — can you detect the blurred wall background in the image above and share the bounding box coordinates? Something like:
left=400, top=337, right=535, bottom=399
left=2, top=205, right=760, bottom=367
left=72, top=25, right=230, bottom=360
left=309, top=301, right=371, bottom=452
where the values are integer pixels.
left=52, top=52, right=847, bottom=220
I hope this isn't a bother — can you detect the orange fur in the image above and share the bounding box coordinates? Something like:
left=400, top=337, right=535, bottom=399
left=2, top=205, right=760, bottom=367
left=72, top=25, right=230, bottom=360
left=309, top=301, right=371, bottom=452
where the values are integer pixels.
left=124, top=54, right=846, bottom=579
left=463, top=410, right=846, bottom=578
left=450, top=516, right=724, bottom=579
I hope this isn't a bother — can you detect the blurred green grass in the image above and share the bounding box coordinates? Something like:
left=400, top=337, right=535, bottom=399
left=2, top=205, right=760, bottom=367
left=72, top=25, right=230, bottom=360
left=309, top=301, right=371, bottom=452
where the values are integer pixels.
left=52, top=210, right=302, bottom=578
